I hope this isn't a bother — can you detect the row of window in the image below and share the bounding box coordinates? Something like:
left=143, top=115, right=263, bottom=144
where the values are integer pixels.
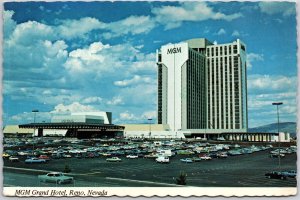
left=187, top=50, right=206, bottom=129
left=206, top=45, right=238, bottom=57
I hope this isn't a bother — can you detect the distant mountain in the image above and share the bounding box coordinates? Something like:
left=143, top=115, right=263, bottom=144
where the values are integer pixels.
left=248, top=122, right=297, bottom=137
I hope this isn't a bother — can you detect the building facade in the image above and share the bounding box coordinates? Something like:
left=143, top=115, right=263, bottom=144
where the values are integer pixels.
left=19, top=112, right=124, bottom=138
left=157, top=38, right=248, bottom=133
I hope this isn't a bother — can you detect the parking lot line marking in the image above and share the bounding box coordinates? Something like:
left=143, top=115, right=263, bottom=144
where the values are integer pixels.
left=77, top=172, right=102, bottom=175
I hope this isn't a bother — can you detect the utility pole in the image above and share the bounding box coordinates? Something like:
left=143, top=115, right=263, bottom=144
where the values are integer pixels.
left=272, top=102, right=283, bottom=170
left=148, top=118, right=152, bottom=139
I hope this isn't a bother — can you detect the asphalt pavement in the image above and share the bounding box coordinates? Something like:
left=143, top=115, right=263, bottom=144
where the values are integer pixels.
left=3, top=150, right=297, bottom=187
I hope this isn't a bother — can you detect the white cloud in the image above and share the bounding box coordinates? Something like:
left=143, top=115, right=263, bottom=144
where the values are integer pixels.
left=258, top=2, right=295, bottom=17
left=8, top=20, right=55, bottom=46
left=232, top=30, right=240, bottom=37
left=129, top=53, right=156, bottom=73
left=248, top=91, right=296, bottom=127
left=118, top=110, right=156, bottom=123
left=216, top=28, right=226, bottom=35
left=107, top=96, right=124, bottom=106
left=64, top=41, right=111, bottom=74
left=135, top=45, right=144, bottom=49
left=114, top=75, right=152, bottom=87
left=103, top=15, right=155, bottom=39
left=5, top=10, right=156, bottom=45
left=43, top=90, right=52, bottom=95
left=152, top=2, right=242, bottom=30
left=248, top=75, right=297, bottom=92
left=119, top=111, right=137, bottom=121
left=4, top=10, right=157, bottom=115
left=82, top=96, right=103, bottom=104
left=9, top=111, right=52, bottom=124
left=64, top=41, right=155, bottom=80
left=141, top=111, right=156, bottom=119
left=65, top=42, right=110, bottom=74
left=246, top=53, right=264, bottom=69
left=57, top=17, right=105, bottom=39
left=4, top=10, right=17, bottom=38
left=51, top=102, right=99, bottom=114
left=38, top=93, right=83, bottom=106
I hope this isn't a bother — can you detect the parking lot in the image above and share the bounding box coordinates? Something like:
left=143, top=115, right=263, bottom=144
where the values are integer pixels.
left=3, top=138, right=297, bottom=187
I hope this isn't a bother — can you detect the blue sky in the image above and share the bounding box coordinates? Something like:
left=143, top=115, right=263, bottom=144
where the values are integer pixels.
left=2, top=1, right=297, bottom=128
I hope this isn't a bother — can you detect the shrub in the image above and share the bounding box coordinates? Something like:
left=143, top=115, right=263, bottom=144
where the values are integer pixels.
left=176, top=171, right=187, bottom=185
left=64, top=164, right=71, bottom=173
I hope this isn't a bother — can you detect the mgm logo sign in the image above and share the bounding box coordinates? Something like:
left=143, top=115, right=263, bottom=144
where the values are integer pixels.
left=167, top=47, right=181, bottom=54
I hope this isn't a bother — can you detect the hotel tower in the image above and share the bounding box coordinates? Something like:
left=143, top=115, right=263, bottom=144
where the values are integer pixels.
left=156, top=38, right=248, bottom=133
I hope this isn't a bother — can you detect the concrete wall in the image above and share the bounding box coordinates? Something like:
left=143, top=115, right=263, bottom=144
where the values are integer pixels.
left=124, top=131, right=186, bottom=139
left=161, top=42, right=189, bottom=131
left=121, top=124, right=170, bottom=131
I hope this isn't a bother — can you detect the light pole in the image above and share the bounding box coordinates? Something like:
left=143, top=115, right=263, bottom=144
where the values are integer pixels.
left=148, top=118, right=152, bottom=139
left=32, top=109, right=39, bottom=137
left=32, top=110, right=38, bottom=156
left=272, top=102, right=283, bottom=170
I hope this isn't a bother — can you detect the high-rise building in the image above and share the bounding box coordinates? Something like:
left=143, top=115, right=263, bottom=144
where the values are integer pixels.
left=156, top=38, right=247, bottom=133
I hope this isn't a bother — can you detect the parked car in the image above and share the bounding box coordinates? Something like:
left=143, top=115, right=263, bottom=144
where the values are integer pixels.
left=51, top=154, right=62, bottom=159
left=38, top=155, right=50, bottom=161
left=155, top=156, right=169, bottom=163
left=270, top=153, right=285, bottom=158
left=2, top=153, right=10, bottom=158
left=9, top=156, right=19, bottom=162
left=144, top=153, right=157, bottom=158
left=63, top=154, right=72, bottom=158
left=265, top=171, right=287, bottom=180
left=217, top=152, right=228, bottom=158
left=106, top=157, right=122, bottom=162
left=207, top=153, right=218, bottom=158
left=86, top=153, right=95, bottom=158
left=227, top=150, right=242, bottom=156
left=200, top=155, right=212, bottom=160
left=180, top=158, right=193, bottom=163
left=126, top=155, right=138, bottom=159
left=281, top=170, right=297, bottom=178
left=191, top=157, right=202, bottom=162
left=25, top=157, right=46, bottom=163
left=38, top=172, right=74, bottom=184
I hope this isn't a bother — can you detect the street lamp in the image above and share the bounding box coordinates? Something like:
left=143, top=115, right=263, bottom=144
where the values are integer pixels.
left=272, top=102, right=283, bottom=170
left=32, top=109, right=39, bottom=156
left=32, top=109, right=39, bottom=137
left=148, top=118, right=152, bottom=139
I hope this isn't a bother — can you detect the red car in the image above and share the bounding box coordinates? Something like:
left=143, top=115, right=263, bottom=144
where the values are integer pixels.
left=39, top=155, right=50, bottom=161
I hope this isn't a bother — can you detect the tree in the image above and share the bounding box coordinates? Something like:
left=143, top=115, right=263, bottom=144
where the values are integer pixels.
left=176, top=171, right=187, bottom=185
left=64, top=164, right=71, bottom=173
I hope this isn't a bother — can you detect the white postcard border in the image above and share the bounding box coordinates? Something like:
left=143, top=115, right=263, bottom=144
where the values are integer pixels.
left=2, top=187, right=297, bottom=197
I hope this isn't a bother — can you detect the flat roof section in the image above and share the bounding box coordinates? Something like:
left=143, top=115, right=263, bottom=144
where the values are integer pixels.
left=19, top=123, right=125, bottom=130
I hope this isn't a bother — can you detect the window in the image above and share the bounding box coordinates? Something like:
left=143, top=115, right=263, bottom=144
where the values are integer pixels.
left=158, top=54, right=162, bottom=62
left=241, top=45, right=246, bottom=51
left=233, top=45, right=238, bottom=54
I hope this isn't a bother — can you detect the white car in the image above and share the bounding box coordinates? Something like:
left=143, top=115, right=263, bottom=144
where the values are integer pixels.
left=155, top=156, right=169, bottom=163
left=126, top=155, right=138, bottom=159
left=200, top=155, right=212, bottom=160
left=9, top=156, right=19, bottom=162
